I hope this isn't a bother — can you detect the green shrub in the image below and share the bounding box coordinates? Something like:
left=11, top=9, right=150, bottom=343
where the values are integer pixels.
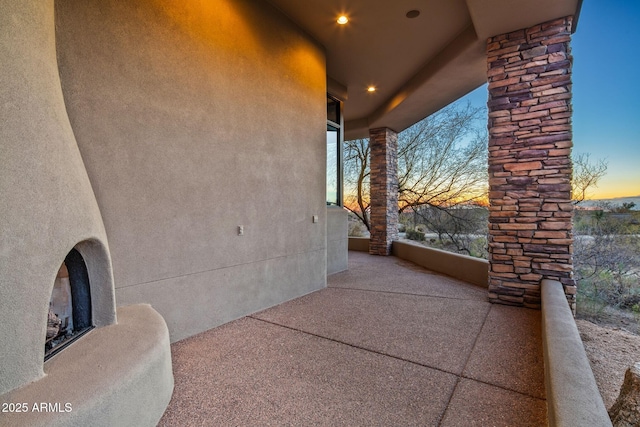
left=348, top=222, right=365, bottom=237
left=405, top=228, right=425, bottom=241
left=415, top=224, right=427, bottom=233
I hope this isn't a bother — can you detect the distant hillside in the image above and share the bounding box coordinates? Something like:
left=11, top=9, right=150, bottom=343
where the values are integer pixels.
left=577, top=196, right=640, bottom=210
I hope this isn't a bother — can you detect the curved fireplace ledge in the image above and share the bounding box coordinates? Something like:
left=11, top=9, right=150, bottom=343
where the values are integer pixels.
left=2, top=304, right=174, bottom=427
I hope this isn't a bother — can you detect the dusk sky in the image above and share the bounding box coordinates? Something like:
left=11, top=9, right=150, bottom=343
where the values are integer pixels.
left=463, top=0, right=640, bottom=199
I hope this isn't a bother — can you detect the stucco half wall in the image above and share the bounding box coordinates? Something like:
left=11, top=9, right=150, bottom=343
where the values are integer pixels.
left=55, top=0, right=328, bottom=341
left=327, top=207, right=348, bottom=275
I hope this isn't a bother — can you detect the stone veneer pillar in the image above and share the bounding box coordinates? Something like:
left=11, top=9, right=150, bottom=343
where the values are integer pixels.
left=486, top=17, right=576, bottom=310
left=369, top=127, right=399, bottom=255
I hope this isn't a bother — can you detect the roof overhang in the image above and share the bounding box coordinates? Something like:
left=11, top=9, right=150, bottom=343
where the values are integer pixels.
left=267, top=0, right=581, bottom=140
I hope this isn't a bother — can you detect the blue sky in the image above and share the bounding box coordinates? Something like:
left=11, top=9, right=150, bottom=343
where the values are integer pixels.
left=462, top=1, right=640, bottom=199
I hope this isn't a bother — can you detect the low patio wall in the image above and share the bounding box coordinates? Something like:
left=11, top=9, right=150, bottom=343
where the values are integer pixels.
left=348, top=237, right=370, bottom=252
left=541, top=279, right=612, bottom=427
left=347, top=238, right=488, bottom=287
left=392, top=240, right=488, bottom=288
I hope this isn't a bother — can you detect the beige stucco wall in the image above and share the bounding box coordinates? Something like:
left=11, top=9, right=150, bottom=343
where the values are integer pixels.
left=327, top=207, right=348, bottom=275
left=55, top=0, right=328, bottom=341
left=0, top=0, right=117, bottom=395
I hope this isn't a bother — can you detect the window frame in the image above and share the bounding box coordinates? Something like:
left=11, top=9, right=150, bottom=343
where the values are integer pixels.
left=327, top=94, right=344, bottom=207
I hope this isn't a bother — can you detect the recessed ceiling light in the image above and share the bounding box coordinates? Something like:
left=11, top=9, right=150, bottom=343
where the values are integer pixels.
left=367, top=86, right=376, bottom=92
left=406, top=10, right=420, bottom=19
left=337, top=15, right=349, bottom=25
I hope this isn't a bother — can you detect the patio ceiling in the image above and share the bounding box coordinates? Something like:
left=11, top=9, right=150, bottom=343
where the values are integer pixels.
left=266, top=0, right=581, bottom=140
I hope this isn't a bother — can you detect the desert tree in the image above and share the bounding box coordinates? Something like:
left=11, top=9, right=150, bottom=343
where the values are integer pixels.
left=572, top=153, right=608, bottom=204
left=573, top=203, right=640, bottom=310
left=343, top=101, right=488, bottom=242
left=344, top=137, right=371, bottom=230
left=397, top=102, right=487, bottom=214
left=570, top=155, right=640, bottom=317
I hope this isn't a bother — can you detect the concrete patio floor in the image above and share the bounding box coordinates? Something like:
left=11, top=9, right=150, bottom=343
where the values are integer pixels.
left=158, top=251, right=547, bottom=426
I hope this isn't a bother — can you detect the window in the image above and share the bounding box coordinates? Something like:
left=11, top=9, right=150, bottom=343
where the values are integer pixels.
left=327, top=95, right=343, bottom=206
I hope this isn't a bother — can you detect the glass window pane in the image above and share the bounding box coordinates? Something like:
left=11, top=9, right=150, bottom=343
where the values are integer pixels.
left=327, top=97, right=339, bottom=125
left=327, top=127, right=338, bottom=205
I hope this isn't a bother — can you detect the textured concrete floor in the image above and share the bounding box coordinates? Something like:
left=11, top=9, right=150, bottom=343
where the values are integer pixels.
left=159, top=251, right=546, bottom=426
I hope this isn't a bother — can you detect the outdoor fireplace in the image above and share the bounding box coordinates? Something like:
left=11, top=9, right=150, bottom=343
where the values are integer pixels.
left=1, top=2, right=174, bottom=424
left=45, top=248, right=93, bottom=360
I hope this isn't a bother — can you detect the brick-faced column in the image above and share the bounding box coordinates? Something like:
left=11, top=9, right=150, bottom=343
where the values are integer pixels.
left=369, top=127, right=398, bottom=255
left=487, top=16, right=576, bottom=310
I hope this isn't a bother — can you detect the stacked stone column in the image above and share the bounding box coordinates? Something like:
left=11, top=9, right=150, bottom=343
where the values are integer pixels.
left=487, top=17, right=576, bottom=309
left=369, top=127, right=399, bottom=255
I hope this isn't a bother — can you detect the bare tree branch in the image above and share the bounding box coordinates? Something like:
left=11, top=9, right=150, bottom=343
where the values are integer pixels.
left=344, top=138, right=371, bottom=230
left=572, top=153, right=608, bottom=204
left=343, top=101, right=489, bottom=243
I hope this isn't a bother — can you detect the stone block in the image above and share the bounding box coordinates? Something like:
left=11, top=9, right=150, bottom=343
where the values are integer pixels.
left=507, top=69, right=528, bottom=78
left=507, top=176, right=535, bottom=185
left=533, top=230, right=565, bottom=238
left=539, top=178, right=569, bottom=185
left=538, top=184, right=571, bottom=193
left=506, top=28, right=526, bottom=39
left=488, top=76, right=522, bottom=90
left=547, top=43, right=566, bottom=54
left=531, top=74, right=571, bottom=87
left=523, top=244, right=567, bottom=254
left=490, top=124, right=520, bottom=134
left=539, top=92, right=571, bottom=103
left=541, top=34, right=571, bottom=45
left=547, top=239, right=573, bottom=245
left=519, top=118, right=542, bottom=127
left=490, top=211, right=518, bottom=219
left=537, top=87, right=568, bottom=97
left=520, top=273, right=543, bottom=282
left=489, top=110, right=511, bottom=118
left=508, top=82, right=532, bottom=92
left=548, top=148, right=572, bottom=157
left=521, top=45, right=548, bottom=59
left=539, top=221, right=571, bottom=230
left=539, top=263, right=572, bottom=272
left=497, top=223, right=537, bottom=231
left=512, top=110, right=550, bottom=122
left=515, top=148, right=548, bottom=159
left=497, top=294, right=525, bottom=304
left=503, top=161, right=543, bottom=171
left=492, top=264, right=515, bottom=273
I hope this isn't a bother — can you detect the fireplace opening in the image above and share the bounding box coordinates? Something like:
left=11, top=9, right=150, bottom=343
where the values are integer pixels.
left=45, top=248, right=93, bottom=360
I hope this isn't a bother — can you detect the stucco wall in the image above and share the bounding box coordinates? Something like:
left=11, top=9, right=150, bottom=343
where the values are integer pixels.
left=0, top=0, right=117, bottom=395
left=327, top=207, right=348, bottom=275
left=55, top=0, right=328, bottom=341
